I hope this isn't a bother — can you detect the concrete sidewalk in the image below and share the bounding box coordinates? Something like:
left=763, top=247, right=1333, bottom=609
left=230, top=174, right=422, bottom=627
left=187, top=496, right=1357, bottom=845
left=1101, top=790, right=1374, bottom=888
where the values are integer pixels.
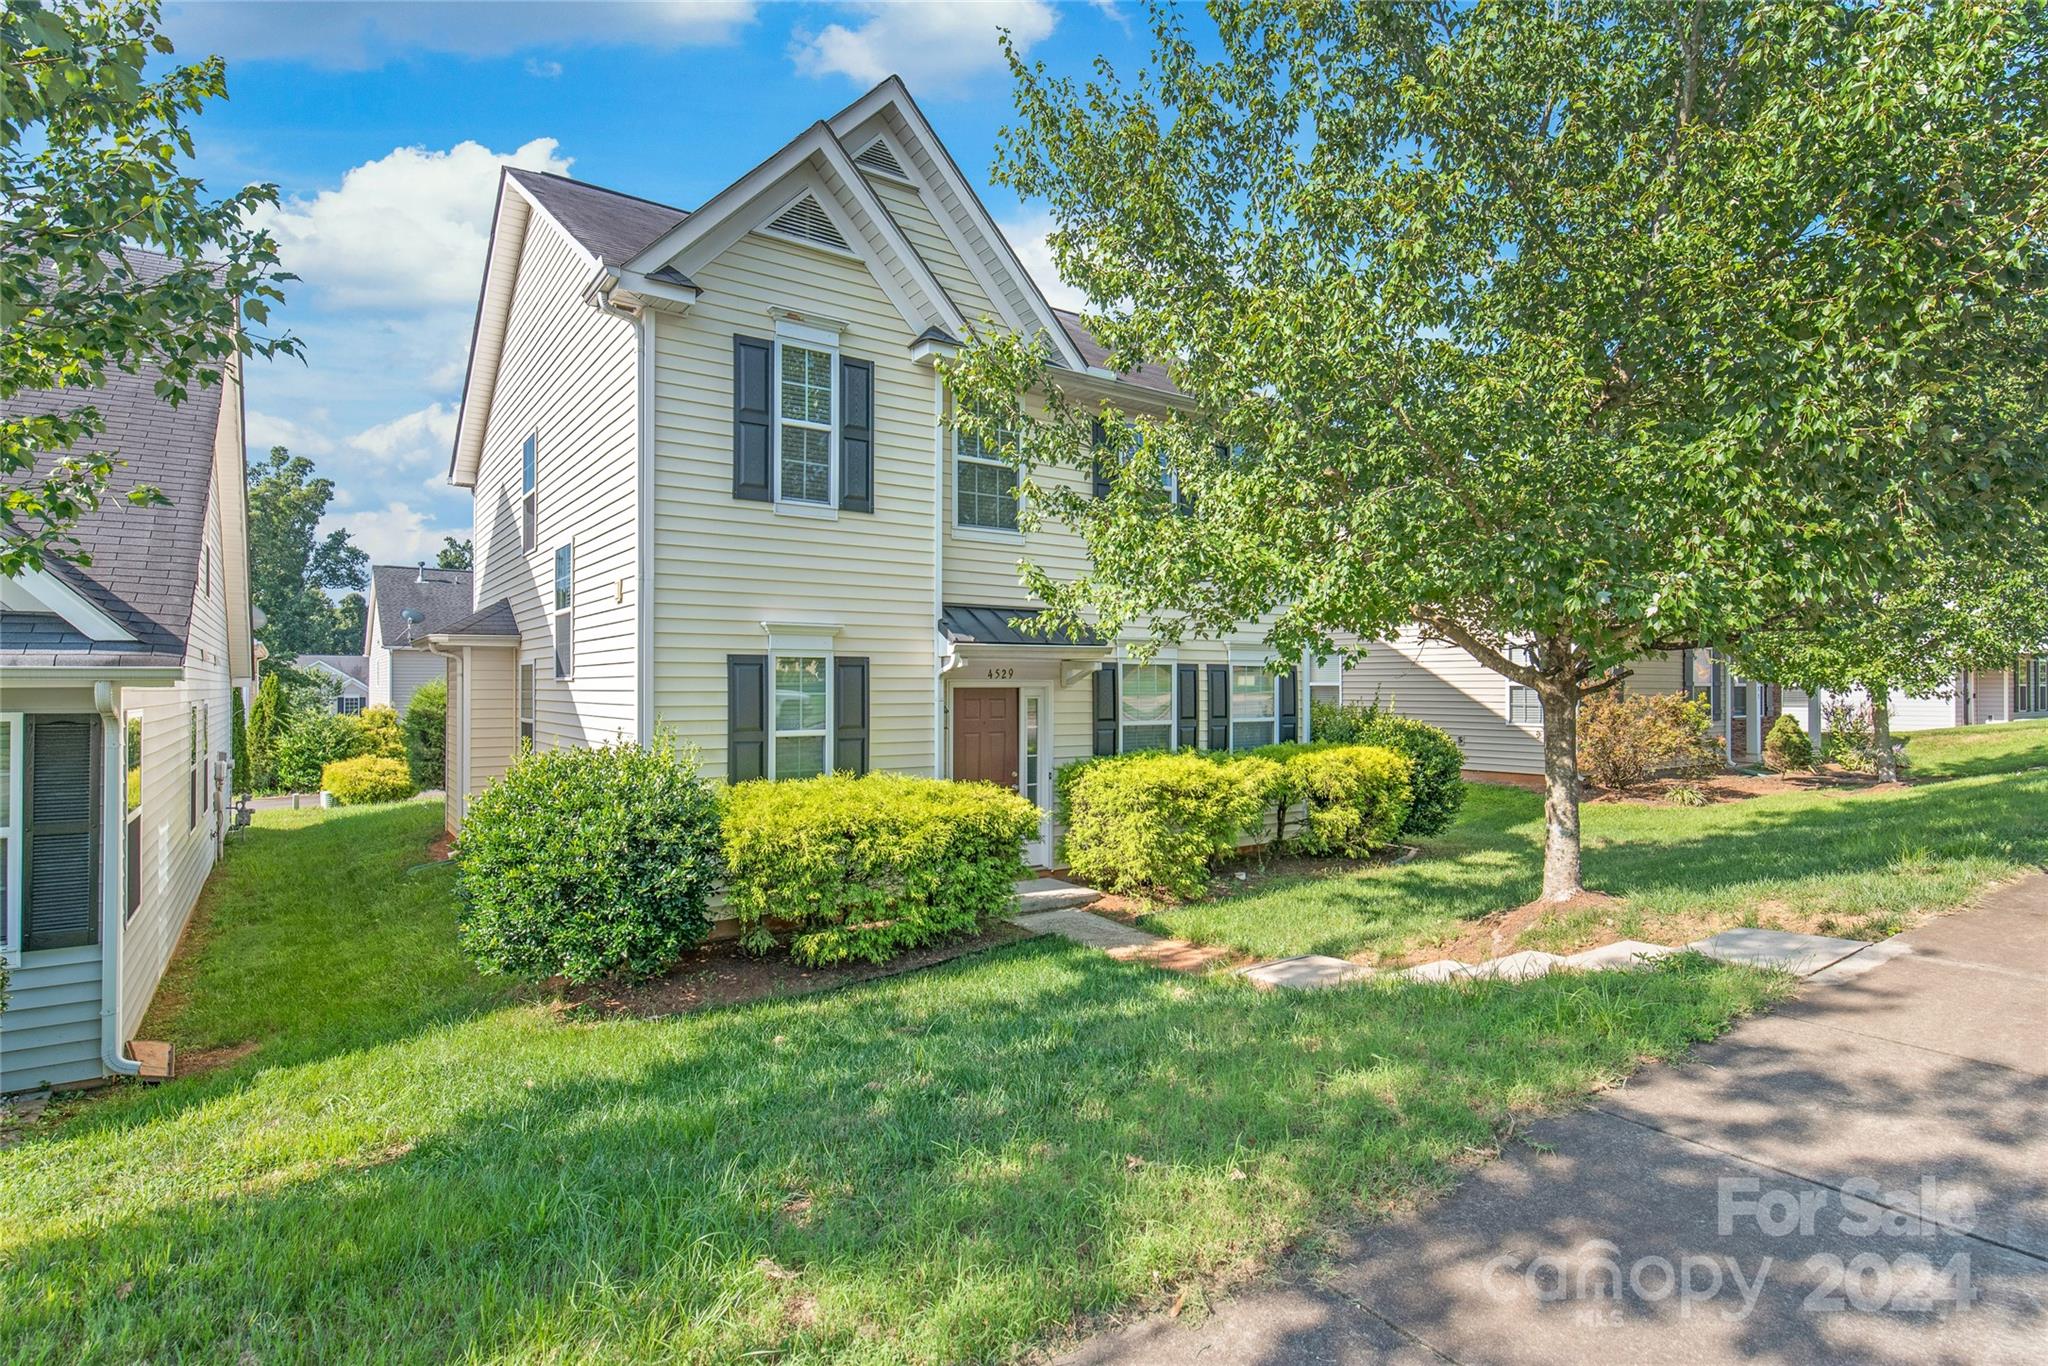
left=1062, top=875, right=2048, bottom=1365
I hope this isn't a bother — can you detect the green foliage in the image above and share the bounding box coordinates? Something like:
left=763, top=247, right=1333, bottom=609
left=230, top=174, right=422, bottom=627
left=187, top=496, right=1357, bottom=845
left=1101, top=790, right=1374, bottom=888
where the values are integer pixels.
left=1349, top=714, right=1465, bottom=836
left=722, top=773, right=1040, bottom=966
left=1822, top=699, right=1879, bottom=774
left=228, top=685, right=249, bottom=796
left=436, top=536, right=472, bottom=570
left=320, top=755, right=415, bottom=806
left=246, top=447, right=369, bottom=656
left=1578, top=692, right=1721, bottom=791
left=1282, top=745, right=1414, bottom=858
left=246, top=671, right=285, bottom=791
left=2, top=0, right=299, bottom=575
left=402, top=679, right=447, bottom=789
left=456, top=739, right=723, bottom=985
left=273, top=709, right=362, bottom=794
left=1056, top=751, right=1272, bottom=899
left=1763, top=713, right=1814, bottom=773
left=348, top=704, right=404, bottom=761
left=1306, top=697, right=1386, bottom=745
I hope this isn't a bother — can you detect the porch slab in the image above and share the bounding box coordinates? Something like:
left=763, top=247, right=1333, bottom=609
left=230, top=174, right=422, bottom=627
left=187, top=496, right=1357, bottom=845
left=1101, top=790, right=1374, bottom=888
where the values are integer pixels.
left=1561, top=939, right=1674, bottom=972
left=1239, top=955, right=1373, bottom=990
left=1013, top=877, right=1102, bottom=914
left=1012, top=908, right=1161, bottom=951
left=1688, top=927, right=1871, bottom=976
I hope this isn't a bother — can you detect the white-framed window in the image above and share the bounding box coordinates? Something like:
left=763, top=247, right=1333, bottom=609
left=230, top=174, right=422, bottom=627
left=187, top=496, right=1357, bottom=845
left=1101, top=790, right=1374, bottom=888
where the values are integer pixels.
left=1308, top=654, right=1342, bottom=710
left=518, top=662, right=535, bottom=749
left=520, top=432, right=539, bottom=554
left=124, top=712, right=143, bottom=921
left=336, top=695, right=364, bottom=716
left=771, top=653, right=830, bottom=779
left=553, top=542, right=574, bottom=680
left=775, top=336, right=836, bottom=507
left=1120, top=662, right=1175, bottom=752
left=1230, top=664, right=1281, bottom=750
left=1023, top=693, right=1042, bottom=805
left=955, top=408, right=1020, bottom=531
left=187, top=703, right=200, bottom=828
left=199, top=704, right=210, bottom=814
left=1, top=714, right=21, bottom=956
left=1507, top=685, right=1543, bottom=727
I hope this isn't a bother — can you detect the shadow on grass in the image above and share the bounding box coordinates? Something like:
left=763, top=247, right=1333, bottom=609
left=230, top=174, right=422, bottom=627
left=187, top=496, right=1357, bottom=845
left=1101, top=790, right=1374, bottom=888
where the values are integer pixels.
left=2, top=942, right=1785, bottom=1363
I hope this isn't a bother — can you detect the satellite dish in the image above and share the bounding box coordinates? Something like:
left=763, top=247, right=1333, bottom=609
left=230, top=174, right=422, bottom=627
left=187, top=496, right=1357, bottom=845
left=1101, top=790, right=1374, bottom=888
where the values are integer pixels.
left=400, top=608, right=426, bottom=624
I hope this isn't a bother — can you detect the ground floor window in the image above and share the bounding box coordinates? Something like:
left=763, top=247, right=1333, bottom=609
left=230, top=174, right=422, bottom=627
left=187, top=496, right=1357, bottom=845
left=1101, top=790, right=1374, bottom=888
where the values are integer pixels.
left=518, top=663, right=535, bottom=749
left=1120, top=663, right=1175, bottom=751
left=125, top=713, right=143, bottom=919
left=1507, top=684, right=1543, bottom=727
left=1308, top=655, right=1341, bottom=710
left=1230, top=664, right=1279, bottom=750
left=0, top=714, right=18, bottom=951
left=337, top=695, right=364, bottom=716
left=773, top=654, right=829, bottom=780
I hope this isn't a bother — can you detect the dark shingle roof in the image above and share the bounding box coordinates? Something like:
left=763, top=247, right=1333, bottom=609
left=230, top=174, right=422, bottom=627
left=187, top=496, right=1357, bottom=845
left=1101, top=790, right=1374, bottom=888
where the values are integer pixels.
left=1052, top=308, right=1182, bottom=397
left=0, top=612, right=187, bottom=669
left=3, top=248, right=231, bottom=669
left=428, top=597, right=519, bottom=639
left=297, top=653, right=368, bottom=685
left=939, top=603, right=1104, bottom=649
left=369, top=564, right=474, bottom=648
left=506, top=168, right=688, bottom=266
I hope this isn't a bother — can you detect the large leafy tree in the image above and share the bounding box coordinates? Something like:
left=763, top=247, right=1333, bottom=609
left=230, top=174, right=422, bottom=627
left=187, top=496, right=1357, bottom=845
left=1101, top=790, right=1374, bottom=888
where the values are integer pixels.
left=436, top=536, right=473, bottom=570
left=2, top=0, right=298, bottom=575
left=949, top=0, right=2048, bottom=898
left=247, top=446, right=369, bottom=656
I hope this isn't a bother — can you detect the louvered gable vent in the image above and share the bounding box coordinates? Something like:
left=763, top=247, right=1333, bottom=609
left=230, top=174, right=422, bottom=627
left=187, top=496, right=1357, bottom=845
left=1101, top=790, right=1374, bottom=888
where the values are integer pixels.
left=764, top=195, right=850, bottom=252
left=854, top=139, right=906, bottom=179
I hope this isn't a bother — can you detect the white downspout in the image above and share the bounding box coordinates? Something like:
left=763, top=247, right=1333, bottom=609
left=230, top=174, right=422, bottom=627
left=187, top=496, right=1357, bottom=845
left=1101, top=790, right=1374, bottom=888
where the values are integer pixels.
left=635, top=309, right=656, bottom=746
left=94, top=681, right=141, bottom=1077
left=931, top=375, right=947, bottom=776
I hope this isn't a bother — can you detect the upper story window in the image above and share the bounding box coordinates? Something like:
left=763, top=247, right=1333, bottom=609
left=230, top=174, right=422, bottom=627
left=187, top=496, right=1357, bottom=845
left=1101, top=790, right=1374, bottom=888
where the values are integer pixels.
left=777, top=342, right=835, bottom=506
left=520, top=433, right=539, bottom=554
left=956, top=408, right=1019, bottom=531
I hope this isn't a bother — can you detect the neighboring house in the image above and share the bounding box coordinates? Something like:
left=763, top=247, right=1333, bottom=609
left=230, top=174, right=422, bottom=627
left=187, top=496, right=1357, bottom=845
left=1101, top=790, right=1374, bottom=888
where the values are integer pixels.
left=362, top=564, right=468, bottom=711
left=294, top=654, right=369, bottom=713
left=432, top=78, right=1304, bottom=866
left=0, top=252, right=254, bottom=1091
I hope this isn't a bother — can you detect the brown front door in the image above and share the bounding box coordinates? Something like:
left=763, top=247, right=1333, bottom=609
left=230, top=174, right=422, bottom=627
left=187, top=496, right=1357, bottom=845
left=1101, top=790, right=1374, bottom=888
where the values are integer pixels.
left=954, top=688, right=1020, bottom=790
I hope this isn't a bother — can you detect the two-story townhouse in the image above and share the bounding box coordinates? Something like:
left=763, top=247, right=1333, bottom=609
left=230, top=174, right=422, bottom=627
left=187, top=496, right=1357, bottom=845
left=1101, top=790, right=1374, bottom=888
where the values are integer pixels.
left=1, top=248, right=255, bottom=1090
left=361, top=563, right=469, bottom=711
left=431, top=78, right=1307, bottom=866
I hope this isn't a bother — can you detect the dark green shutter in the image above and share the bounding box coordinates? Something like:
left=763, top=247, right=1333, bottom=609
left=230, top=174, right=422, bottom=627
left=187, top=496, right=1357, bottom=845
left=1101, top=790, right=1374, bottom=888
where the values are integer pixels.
left=1176, top=664, right=1199, bottom=750
left=25, top=716, right=100, bottom=951
left=1090, top=419, right=1111, bottom=498
left=733, top=336, right=773, bottom=502
left=1277, top=668, right=1300, bottom=742
left=839, top=358, right=873, bottom=513
left=1207, top=663, right=1230, bottom=750
left=727, top=655, right=769, bottom=781
left=1092, top=664, right=1119, bottom=755
left=833, top=656, right=870, bottom=774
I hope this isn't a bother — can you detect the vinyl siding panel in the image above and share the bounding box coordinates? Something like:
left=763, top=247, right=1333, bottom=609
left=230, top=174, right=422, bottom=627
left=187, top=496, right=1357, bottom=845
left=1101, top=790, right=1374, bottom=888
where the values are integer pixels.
left=879, top=107, right=1040, bottom=333
left=387, top=648, right=447, bottom=715
left=867, top=176, right=999, bottom=326
left=471, top=212, right=639, bottom=756
left=0, top=944, right=101, bottom=1091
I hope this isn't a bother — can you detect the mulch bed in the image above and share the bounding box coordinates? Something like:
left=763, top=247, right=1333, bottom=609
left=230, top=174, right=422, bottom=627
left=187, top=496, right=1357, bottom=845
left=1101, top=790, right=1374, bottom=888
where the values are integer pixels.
left=1586, top=768, right=1891, bottom=805
left=557, top=920, right=1038, bottom=1020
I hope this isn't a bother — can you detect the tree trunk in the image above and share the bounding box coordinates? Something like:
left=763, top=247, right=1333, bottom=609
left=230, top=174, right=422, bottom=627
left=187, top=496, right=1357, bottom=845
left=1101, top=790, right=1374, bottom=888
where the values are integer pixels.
left=1538, top=681, right=1584, bottom=901
left=1868, top=686, right=1898, bottom=783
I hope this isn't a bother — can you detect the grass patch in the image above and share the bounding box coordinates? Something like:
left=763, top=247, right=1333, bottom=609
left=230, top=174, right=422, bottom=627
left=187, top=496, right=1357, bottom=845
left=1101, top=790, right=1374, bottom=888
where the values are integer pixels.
left=1147, top=761, right=2048, bottom=960
left=1902, top=717, right=2048, bottom=780
left=2, top=802, right=1786, bottom=1363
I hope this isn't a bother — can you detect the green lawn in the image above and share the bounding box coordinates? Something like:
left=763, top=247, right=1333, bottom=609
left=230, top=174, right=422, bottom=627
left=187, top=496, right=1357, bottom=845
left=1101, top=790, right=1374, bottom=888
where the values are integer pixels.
left=0, top=800, right=1785, bottom=1364
left=1147, top=725, right=2048, bottom=961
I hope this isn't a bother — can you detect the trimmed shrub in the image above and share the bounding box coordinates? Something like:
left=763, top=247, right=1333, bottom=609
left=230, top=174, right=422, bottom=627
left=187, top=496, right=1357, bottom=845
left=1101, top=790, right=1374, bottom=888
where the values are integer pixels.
left=1763, top=713, right=1814, bottom=772
left=1821, top=698, right=1878, bottom=772
left=1578, top=691, right=1721, bottom=790
left=1351, top=714, right=1465, bottom=836
left=1057, top=751, right=1272, bottom=899
left=1284, top=744, right=1414, bottom=857
left=1307, top=697, right=1387, bottom=745
left=321, top=755, right=416, bottom=805
left=403, top=679, right=447, bottom=789
left=248, top=670, right=286, bottom=791
left=273, top=709, right=364, bottom=793
left=456, top=738, right=722, bottom=984
left=723, top=772, right=1040, bottom=966
left=345, top=704, right=405, bottom=761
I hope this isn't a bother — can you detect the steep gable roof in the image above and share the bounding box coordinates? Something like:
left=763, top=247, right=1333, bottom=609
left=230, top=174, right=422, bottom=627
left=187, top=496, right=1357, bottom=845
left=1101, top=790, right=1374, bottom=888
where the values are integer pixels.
left=505, top=168, right=687, bottom=266
left=367, top=564, right=474, bottom=648
left=1053, top=309, right=1182, bottom=398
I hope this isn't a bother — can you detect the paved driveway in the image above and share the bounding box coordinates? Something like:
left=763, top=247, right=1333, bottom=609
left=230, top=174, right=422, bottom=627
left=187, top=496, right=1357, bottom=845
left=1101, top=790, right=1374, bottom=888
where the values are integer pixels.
left=1063, top=875, right=2048, bottom=1365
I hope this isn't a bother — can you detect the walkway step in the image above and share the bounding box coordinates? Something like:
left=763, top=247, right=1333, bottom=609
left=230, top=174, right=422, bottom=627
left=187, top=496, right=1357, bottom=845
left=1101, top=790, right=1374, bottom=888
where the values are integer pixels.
left=1561, top=939, right=1674, bottom=972
left=1465, top=950, right=1568, bottom=982
left=1015, top=877, right=1102, bottom=914
left=1239, top=955, right=1373, bottom=990
left=1012, top=908, right=1162, bottom=951
left=1687, top=928, right=1871, bottom=976
left=1398, top=959, right=1473, bottom=982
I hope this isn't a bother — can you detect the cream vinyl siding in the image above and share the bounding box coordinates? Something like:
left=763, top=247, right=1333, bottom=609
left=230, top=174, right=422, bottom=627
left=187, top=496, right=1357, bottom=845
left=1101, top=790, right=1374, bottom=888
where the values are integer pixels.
left=647, top=231, right=939, bottom=781
left=470, top=213, right=639, bottom=750
left=387, top=648, right=448, bottom=715
left=866, top=176, right=999, bottom=326
left=366, top=615, right=394, bottom=706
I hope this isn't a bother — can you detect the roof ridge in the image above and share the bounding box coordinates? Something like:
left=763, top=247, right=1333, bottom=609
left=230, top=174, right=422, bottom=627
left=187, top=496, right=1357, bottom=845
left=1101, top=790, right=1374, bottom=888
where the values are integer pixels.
left=506, top=165, right=689, bottom=216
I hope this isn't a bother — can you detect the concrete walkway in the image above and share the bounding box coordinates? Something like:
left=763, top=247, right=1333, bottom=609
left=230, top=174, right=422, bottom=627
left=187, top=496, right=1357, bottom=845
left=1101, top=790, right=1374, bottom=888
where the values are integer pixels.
left=1061, top=874, right=2048, bottom=1365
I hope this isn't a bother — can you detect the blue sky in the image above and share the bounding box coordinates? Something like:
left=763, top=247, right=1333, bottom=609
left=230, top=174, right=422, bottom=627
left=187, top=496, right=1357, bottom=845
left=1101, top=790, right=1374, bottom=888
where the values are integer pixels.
left=161, top=0, right=1160, bottom=574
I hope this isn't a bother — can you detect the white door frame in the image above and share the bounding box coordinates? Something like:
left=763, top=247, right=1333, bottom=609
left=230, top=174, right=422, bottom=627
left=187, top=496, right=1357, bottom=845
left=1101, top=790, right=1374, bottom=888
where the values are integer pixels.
left=943, top=672, right=1057, bottom=869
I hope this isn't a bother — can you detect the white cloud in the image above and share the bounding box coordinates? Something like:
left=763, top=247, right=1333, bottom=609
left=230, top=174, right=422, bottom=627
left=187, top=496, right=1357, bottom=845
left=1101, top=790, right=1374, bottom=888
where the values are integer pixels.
left=525, top=57, right=565, bottom=78
left=792, top=0, right=1056, bottom=95
left=247, top=409, right=336, bottom=458
left=253, top=138, right=573, bottom=310
left=321, top=500, right=451, bottom=570
left=351, top=403, right=460, bottom=470
left=165, top=1, right=755, bottom=70
left=998, top=209, right=1088, bottom=311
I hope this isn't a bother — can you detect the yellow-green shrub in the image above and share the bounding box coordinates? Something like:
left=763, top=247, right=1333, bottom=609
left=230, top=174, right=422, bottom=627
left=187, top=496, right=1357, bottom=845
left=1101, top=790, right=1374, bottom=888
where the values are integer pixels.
left=320, top=755, right=417, bottom=806
left=1056, top=751, right=1273, bottom=899
left=346, top=704, right=405, bottom=761
left=1285, top=745, right=1414, bottom=856
left=722, top=772, right=1041, bottom=965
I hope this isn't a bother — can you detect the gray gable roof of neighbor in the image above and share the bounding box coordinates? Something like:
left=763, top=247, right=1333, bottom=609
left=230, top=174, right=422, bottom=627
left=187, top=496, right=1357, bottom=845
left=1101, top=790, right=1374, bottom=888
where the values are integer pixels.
left=507, top=168, right=689, bottom=266
left=3, top=248, right=230, bottom=670
left=369, top=564, right=474, bottom=648
left=297, top=653, right=369, bottom=686
left=428, top=597, right=520, bottom=639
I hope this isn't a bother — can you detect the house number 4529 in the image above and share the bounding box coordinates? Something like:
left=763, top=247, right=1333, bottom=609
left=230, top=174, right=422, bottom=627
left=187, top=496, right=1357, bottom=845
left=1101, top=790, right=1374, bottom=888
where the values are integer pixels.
left=985, top=668, right=1014, bottom=680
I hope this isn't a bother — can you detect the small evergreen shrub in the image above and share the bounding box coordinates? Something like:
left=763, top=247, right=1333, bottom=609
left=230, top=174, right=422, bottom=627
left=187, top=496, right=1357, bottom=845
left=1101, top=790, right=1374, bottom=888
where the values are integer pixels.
left=457, top=738, right=723, bottom=984
left=1307, top=697, right=1388, bottom=745
left=403, top=679, right=447, bottom=788
left=1578, top=692, right=1721, bottom=790
left=345, top=704, right=406, bottom=761
left=248, top=671, right=286, bottom=791
left=723, top=772, right=1040, bottom=966
left=1057, top=751, right=1272, bottom=898
left=229, top=686, right=250, bottom=796
left=1763, top=713, right=1814, bottom=772
left=1350, top=714, right=1465, bottom=835
left=273, top=709, right=365, bottom=792
left=1284, top=744, right=1414, bottom=857
left=1821, top=699, right=1878, bottom=772
left=321, top=755, right=416, bottom=805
